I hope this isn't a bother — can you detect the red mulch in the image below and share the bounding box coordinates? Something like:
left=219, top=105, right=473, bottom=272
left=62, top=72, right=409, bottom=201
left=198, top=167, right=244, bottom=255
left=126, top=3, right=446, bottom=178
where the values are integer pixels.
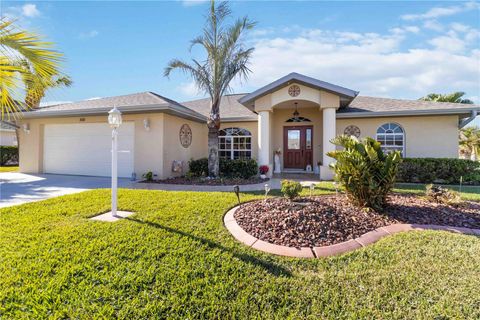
left=234, top=194, right=480, bottom=247
left=141, top=177, right=268, bottom=186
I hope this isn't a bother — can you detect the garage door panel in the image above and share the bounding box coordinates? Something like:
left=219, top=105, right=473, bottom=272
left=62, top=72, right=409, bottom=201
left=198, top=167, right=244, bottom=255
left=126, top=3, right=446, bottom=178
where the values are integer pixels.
left=43, top=123, right=134, bottom=177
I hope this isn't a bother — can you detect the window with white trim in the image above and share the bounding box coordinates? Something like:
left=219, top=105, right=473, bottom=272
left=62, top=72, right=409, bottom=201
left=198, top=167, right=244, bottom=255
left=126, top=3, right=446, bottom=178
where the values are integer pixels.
left=376, top=123, right=405, bottom=156
left=218, top=127, right=252, bottom=160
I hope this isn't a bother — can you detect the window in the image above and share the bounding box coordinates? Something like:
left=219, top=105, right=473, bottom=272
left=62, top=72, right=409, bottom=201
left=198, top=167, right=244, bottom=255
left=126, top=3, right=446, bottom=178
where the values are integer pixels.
left=218, top=127, right=252, bottom=159
left=376, top=123, right=405, bottom=156
left=286, top=116, right=311, bottom=123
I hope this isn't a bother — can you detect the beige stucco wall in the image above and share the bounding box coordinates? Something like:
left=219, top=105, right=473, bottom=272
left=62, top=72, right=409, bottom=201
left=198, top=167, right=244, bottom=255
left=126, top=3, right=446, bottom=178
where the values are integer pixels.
left=272, top=107, right=324, bottom=169
left=17, top=113, right=208, bottom=179
left=337, top=115, right=459, bottom=158
left=162, top=114, right=207, bottom=178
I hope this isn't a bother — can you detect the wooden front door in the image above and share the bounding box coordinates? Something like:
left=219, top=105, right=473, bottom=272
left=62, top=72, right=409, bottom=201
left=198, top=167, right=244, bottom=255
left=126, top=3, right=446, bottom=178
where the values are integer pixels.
left=283, top=126, right=313, bottom=169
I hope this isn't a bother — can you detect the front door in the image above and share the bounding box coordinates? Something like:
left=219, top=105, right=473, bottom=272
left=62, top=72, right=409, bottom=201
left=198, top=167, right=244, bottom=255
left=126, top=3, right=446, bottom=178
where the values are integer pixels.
left=283, top=126, right=313, bottom=169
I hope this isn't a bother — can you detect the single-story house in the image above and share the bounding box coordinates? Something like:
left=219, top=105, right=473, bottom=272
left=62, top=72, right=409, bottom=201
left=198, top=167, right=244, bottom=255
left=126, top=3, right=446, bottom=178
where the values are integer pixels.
left=17, top=72, right=479, bottom=180
left=0, top=121, right=18, bottom=147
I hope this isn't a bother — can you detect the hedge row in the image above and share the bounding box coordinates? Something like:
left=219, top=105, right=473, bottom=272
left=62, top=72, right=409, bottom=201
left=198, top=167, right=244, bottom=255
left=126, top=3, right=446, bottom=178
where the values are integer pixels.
left=188, top=158, right=258, bottom=179
left=397, top=158, right=480, bottom=185
left=0, top=146, right=18, bottom=166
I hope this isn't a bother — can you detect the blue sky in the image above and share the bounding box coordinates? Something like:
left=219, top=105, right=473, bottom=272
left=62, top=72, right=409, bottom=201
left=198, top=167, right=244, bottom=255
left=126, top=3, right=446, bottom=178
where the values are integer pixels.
left=3, top=0, right=480, bottom=125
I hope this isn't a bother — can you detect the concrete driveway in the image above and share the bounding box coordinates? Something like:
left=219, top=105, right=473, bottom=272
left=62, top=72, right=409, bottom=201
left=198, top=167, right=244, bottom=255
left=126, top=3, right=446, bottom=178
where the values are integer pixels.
left=0, top=173, right=132, bottom=208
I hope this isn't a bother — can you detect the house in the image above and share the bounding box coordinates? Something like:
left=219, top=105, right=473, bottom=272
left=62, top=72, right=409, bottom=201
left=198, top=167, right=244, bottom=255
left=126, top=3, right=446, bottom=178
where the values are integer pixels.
left=0, top=121, right=18, bottom=147
left=17, top=73, right=479, bottom=179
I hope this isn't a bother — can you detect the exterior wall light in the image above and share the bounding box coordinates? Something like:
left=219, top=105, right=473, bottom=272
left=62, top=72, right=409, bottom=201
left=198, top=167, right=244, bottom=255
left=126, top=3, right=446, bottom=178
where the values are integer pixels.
left=143, top=118, right=150, bottom=131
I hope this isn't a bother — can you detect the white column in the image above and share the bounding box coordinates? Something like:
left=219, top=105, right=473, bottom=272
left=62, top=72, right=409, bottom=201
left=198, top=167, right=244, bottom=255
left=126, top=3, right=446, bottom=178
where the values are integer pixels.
left=111, top=128, right=118, bottom=217
left=258, top=111, right=273, bottom=176
left=320, top=107, right=336, bottom=180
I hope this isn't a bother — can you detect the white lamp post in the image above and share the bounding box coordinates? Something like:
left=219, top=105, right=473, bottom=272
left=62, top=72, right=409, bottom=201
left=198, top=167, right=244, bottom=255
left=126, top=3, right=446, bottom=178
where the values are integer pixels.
left=108, top=106, right=122, bottom=217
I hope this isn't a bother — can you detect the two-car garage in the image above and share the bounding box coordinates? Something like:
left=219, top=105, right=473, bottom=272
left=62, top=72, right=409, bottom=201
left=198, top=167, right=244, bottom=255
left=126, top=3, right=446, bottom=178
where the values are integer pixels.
left=43, top=123, right=135, bottom=178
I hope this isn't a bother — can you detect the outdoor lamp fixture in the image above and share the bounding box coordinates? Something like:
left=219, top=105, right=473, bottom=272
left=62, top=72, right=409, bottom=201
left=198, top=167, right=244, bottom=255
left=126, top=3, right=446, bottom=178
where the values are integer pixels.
left=143, top=118, right=150, bottom=131
left=292, top=102, right=299, bottom=120
left=233, top=185, right=240, bottom=204
left=108, top=106, right=122, bottom=217
left=23, top=123, right=30, bottom=134
left=264, top=183, right=271, bottom=201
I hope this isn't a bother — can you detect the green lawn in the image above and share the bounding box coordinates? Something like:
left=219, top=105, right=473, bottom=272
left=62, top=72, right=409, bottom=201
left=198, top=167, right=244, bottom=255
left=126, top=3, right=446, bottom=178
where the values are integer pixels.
left=1, top=189, right=479, bottom=318
left=0, top=166, right=18, bottom=172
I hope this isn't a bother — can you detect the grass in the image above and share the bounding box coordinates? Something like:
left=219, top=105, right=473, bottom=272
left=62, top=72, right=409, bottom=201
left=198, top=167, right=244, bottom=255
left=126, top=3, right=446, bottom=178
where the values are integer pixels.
left=0, top=166, right=18, bottom=172
left=1, top=188, right=479, bottom=319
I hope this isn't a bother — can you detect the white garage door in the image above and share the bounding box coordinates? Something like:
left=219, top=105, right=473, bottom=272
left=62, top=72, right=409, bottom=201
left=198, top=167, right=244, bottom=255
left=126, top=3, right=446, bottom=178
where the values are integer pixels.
left=43, top=123, right=134, bottom=177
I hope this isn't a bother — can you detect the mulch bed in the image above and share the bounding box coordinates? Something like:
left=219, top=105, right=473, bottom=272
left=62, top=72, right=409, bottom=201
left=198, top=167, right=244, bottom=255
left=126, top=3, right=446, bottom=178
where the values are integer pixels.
left=234, top=194, right=480, bottom=247
left=141, top=176, right=268, bottom=186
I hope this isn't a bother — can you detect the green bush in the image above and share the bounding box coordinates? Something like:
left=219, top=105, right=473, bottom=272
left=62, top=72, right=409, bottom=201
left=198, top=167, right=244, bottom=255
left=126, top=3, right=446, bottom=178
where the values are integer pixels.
left=0, top=146, right=18, bottom=165
left=327, top=135, right=402, bottom=210
left=188, top=158, right=209, bottom=177
left=188, top=158, right=258, bottom=179
left=397, top=158, right=480, bottom=185
left=281, top=180, right=303, bottom=200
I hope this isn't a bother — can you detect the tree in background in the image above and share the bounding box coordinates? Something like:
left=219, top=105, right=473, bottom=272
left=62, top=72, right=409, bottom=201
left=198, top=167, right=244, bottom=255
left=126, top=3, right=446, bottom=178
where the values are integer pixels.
left=0, top=19, right=65, bottom=119
left=420, top=92, right=474, bottom=104
left=459, top=126, right=480, bottom=161
left=164, top=1, right=255, bottom=177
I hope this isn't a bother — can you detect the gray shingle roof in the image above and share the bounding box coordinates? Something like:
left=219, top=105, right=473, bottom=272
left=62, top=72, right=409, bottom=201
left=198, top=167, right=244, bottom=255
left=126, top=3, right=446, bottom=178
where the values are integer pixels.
left=182, top=94, right=257, bottom=121
left=338, top=96, right=480, bottom=117
left=21, top=92, right=207, bottom=122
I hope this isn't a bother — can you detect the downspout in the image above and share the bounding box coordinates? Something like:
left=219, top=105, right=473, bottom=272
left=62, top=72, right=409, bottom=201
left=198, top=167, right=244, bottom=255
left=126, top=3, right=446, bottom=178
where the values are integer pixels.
left=459, top=110, right=478, bottom=128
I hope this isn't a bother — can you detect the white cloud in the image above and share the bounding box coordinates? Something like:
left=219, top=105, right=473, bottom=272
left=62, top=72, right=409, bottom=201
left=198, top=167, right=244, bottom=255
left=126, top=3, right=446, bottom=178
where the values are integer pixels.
left=78, top=30, right=99, bottom=39
left=423, top=20, right=444, bottom=32
left=86, top=97, right=102, bottom=101
left=401, top=2, right=477, bottom=21
left=178, top=82, right=200, bottom=96
left=21, top=4, right=40, bottom=17
left=238, top=26, right=479, bottom=101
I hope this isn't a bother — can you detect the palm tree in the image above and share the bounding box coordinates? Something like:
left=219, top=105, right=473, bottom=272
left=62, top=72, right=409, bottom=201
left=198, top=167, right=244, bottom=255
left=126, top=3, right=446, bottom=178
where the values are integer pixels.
left=164, top=1, right=255, bottom=177
left=0, top=18, right=63, bottom=119
left=459, top=126, right=480, bottom=161
left=420, top=92, right=474, bottom=104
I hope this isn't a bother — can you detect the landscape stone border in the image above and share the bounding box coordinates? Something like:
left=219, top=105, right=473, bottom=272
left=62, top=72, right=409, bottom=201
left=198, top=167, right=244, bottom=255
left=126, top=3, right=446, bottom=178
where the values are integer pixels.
left=224, top=206, right=480, bottom=258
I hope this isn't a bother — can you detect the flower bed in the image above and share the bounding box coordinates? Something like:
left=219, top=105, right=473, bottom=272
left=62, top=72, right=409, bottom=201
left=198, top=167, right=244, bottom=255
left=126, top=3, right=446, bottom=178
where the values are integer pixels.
left=141, top=176, right=268, bottom=186
left=234, top=194, right=480, bottom=247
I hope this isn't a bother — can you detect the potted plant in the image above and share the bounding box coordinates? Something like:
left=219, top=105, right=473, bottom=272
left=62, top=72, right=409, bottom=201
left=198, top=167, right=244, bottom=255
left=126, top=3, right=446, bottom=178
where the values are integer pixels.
left=259, top=165, right=269, bottom=179
left=314, top=161, right=322, bottom=174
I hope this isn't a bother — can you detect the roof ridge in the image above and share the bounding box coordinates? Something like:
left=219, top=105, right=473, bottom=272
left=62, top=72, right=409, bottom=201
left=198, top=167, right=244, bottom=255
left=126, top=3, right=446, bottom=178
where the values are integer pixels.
left=357, top=95, right=480, bottom=107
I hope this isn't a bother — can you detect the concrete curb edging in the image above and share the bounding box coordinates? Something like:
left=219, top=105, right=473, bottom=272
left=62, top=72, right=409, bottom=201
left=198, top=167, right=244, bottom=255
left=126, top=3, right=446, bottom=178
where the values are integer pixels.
left=224, top=206, right=480, bottom=258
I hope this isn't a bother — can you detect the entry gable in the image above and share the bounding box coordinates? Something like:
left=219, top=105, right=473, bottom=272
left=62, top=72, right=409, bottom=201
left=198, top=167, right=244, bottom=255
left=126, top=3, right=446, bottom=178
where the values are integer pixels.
left=238, top=72, right=358, bottom=110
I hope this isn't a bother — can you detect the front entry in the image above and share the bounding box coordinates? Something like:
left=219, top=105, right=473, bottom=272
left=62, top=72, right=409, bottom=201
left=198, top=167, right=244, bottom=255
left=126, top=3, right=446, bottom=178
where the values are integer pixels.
left=283, top=126, right=313, bottom=169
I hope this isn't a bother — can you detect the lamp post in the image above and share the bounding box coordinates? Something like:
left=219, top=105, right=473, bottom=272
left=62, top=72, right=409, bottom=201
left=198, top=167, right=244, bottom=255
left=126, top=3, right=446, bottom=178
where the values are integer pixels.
left=108, top=106, right=122, bottom=217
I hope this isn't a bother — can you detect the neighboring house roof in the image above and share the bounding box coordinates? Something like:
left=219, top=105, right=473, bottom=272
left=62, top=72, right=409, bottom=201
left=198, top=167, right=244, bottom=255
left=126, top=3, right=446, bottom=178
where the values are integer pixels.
left=337, top=96, right=480, bottom=118
left=238, top=72, right=359, bottom=107
left=20, top=92, right=207, bottom=122
left=182, top=94, right=256, bottom=121
left=0, top=121, right=18, bottom=131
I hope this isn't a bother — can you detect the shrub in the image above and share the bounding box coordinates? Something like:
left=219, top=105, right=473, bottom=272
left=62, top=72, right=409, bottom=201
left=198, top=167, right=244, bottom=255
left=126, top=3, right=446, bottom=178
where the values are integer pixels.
left=327, top=135, right=402, bottom=210
left=281, top=180, right=303, bottom=200
left=425, top=184, right=462, bottom=206
left=142, top=171, right=153, bottom=182
left=259, top=165, right=269, bottom=175
left=188, top=158, right=209, bottom=177
left=397, top=158, right=480, bottom=185
left=0, top=146, right=18, bottom=166
left=188, top=158, right=258, bottom=179
left=220, top=158, right=258, bottom=179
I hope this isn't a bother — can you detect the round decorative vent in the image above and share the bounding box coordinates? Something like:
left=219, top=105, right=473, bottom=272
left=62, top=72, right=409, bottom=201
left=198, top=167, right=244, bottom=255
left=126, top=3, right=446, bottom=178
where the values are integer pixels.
left=179, top=124, right=192, bottom=148
left=288, top=85, right=301, bottom=97
left=344, top=125, right=361, bottom=138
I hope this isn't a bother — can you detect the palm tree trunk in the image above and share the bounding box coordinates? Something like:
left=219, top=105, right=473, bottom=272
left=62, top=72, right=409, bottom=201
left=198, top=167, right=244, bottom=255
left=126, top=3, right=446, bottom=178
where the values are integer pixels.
left=471, top=146, right=478, bottom=161
left=207, top=98, right=221, bottom=177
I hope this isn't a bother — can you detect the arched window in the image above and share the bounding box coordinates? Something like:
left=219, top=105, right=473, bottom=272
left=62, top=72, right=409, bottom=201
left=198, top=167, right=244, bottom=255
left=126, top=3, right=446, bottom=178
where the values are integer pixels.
left=376, top=123, right=405, bottom=156
left=286, top=116, right=311, bottom=123
left=218, top=127, right=252, bottom=159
